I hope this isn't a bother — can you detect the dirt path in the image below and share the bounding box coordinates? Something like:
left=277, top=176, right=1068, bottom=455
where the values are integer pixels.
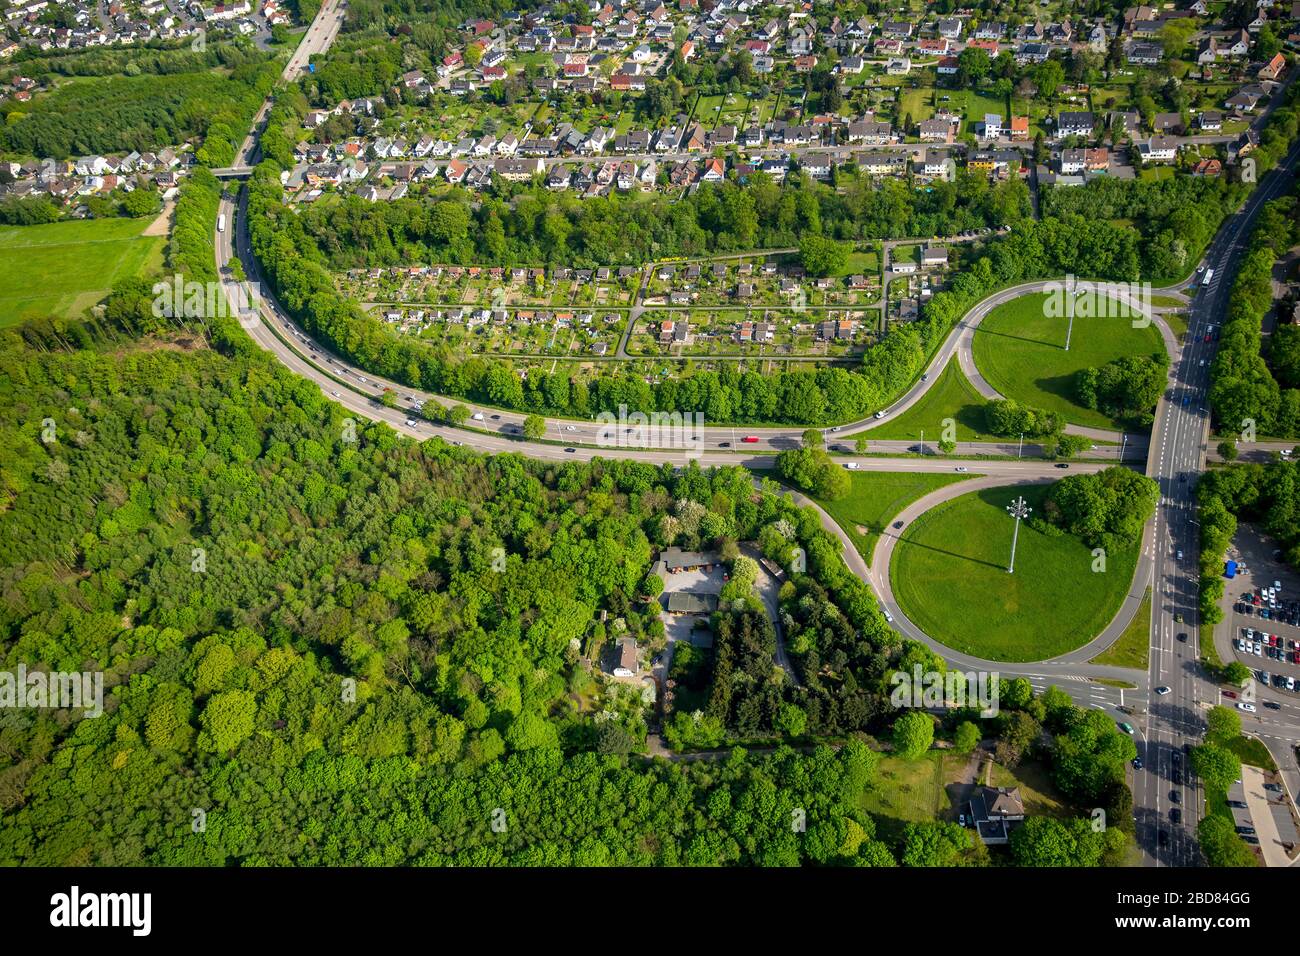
left=142, top=200, right=175, bottom=238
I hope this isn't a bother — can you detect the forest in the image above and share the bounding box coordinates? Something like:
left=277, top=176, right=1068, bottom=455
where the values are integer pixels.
left=0, top=54, right=278, bottom=165
left=0, top=329, right=1134, bottom=866
left=1209, top=189, right=1300, bottom=439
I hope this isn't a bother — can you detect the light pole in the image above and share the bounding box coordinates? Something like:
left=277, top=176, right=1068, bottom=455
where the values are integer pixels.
left=1006, top=495, right=1032, bottom=574
left=1017, top=432, right=1024, bottom=459
left=1063, top=276, right=1076, bottom=352
left=919, top=428, right=924, bottom=456
left=1119, top=433, right=1127, bottom=462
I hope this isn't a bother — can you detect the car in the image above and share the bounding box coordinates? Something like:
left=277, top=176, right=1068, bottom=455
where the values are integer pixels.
left=844, top=462, right=859, bottom=470
left=1264, top=783, right=1283, bottom=793
left=1236, top=825, right=1256, bottom=835
left=565, top=425, right=576, bottom=431
left=1171, top=766, right=1183, bottom=785
left=1119, top=722, right=1135, bottom=735
left=741, top=435, right=760, bottom=443
left=893, top=520, right=905, bottom=529
left=1222, top=689, right=1237, bottom=699
left=331, top=390, right=340, bottom=397
left=1243, top=835, right=1260, bottom=845
left=1177, top=632, right=1188, bottom=643
left=829, top=426, right=840, bottom=433
left=1228, top=799, right=1249, bottom=810
left=1254, top=642, right=1262, bottom=656
left=954, top=466, right=968, bottom=473
left=563, top=447, right=576, bottom=453
left=1157, top=829, right=1169, bottom=846
left=920, top=373, right=929, bottom=382
left=1176, top=550, right=1183, bottom=561
left=490, top=414, right=501, bottom=420
left=958, top=812, right=966, bottom=827
left=883, top=610, right=894, bottom=623
left=1170, top=808, right=1182, bottom=824
left=404, top=419, right=417, bottom=428
left=1204, top=333, right=1212, bottom=343
left=718, top=441, right=731, bottom=447
left=1182, top=395, right=1189, bottom=406
left=1132, top=757, right=1143, bottom=769
left=1197, top=263, right=1206, bottom=273
left=1198, top=358, right=1205, bottom=367
left=1170, top=790, right=1181, bottom=803
left=873, top=411, right=885, bottom=419
left=1238, top=702, right=1257, bottom=713
left=1054, top=463, right=1070, bottom=469
left=1155, top=686, right=1171, bottom=695
left=1175, top=612, right=1184, bottom=624
left=1171, top=749, right=1182, bottom=766
left=1264, top=700, right=1281, bottom=710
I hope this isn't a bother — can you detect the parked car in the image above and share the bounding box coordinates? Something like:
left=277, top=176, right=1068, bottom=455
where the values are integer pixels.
left=1238, top=702, right=1257, bottom=713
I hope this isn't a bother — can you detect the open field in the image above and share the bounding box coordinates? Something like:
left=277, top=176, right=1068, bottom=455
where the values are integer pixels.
left=817, top=470, right=973, bottom=563
left=972, top=292, right=1166, bottom=431
left=890, top=484, right=1139, bottom=662
left=0, top=217, right=164, bottom=327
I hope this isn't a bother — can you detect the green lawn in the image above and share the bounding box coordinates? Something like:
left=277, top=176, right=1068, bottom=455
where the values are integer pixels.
left=1090, top=587, right=1150, bottom=670
left=972, top=292, right=1167, bottom=431
left=868, top=359, right=998, bottom=442
left=890, top=484, right=1140, bottom=662
left=818, top=470, right=974, bottom=564
left=0, top=217, right=164, bottom=327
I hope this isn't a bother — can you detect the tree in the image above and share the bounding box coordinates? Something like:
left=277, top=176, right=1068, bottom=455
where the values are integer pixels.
left=445, top=403, right=471, bottom=426
left=799, top=235, right=849, bottom=277
left=1218, top=439, right=1239, bottom=462
left=1222, top=661, right=1252, bottom=687
left=198, top=690, right=257, bottom=754
left=855, top=435, right=869, bottom=455
left=1205, top=705, right=1242, bottom=744
left=1198, top=814, right=1257, bottom=866
left=892, top=711, right=935, bottom=759
left=900, top=821, right=969, bottom=866
left=801, top=428, right=824, bottom=448
left=522, top=414, right=546, bottom=440
left=1190, top=742, right=1241, bottom=794
left=953, top=720, right=981, bottom=754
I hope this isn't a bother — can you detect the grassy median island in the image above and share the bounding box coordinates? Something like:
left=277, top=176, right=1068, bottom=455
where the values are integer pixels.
left=971, top=292, right=1166, bottom=431
left=1089, top=587, right=1151, bottom=670
left=866, top=360, right=999, bottom=442
left=889, top=484, right=1139, bottom=662
left=817, top=470, right=975, bottom=564
left=0, top=218, right=165, bottom=327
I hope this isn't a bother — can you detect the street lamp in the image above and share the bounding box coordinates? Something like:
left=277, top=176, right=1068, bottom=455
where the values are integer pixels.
left=1006, top=495, right=1032, bottom=574
left=1017, top=431, right=1024, bottom=459
left=1063, top=276, right=1076, bottom=352
left=1120, top=433, right=1127, bottom=463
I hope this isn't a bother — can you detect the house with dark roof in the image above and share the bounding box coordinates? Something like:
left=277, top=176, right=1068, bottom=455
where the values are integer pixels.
left=967, top=786, right=1026, bottom=844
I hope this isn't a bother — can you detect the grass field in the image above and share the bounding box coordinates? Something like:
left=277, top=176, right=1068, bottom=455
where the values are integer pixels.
left=868, top=359, right=998, bottom=442
left=817, top=470, right=974, bottom=563
left=0, top=217, right=164, bottom=327
left=890, top=484, right=1139, bottom=662
left=972, top=292, right=1167, bottom=431
left=1090, top=587, right=1151, bottom=670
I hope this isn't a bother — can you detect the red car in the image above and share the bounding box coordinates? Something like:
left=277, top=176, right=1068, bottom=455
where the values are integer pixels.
left=1204, top=333, right=1212, bottom=343
left=741, top=435, right=760, bottom=443
left=1222, top=690, right=1237, bottom=699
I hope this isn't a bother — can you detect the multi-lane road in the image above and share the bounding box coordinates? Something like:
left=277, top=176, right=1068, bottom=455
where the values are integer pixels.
left=212, top=6, right=1300, bottom=865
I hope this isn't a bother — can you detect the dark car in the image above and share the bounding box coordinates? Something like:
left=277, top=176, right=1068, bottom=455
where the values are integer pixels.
left=1170, top=808, right=1182, bottom=824
left=563, top=447, right=576, bottom=453
left=1157, top=829, right=1169, bottom=846
left=1054, top=463, right=1070, bottom=469
left=1177, top=632, right=1188, bottom=642
left=1172, top=766, right=1183, bottom=785
left=893, top=520, right=905, bottom=529
left=1170, top=789, right=1181, bottom=803
left=718, top=441, right=731, bottom=447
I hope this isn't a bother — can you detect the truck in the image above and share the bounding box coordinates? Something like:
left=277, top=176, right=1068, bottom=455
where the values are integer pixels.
left=217, top=213, right=226, bottom=233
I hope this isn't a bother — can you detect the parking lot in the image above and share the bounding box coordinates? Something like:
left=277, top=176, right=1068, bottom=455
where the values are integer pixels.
left=1223, top=526, right=1300, bottom=706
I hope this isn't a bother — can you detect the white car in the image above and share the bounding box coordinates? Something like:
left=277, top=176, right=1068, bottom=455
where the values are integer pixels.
left=1155, top=686, right=1171, bottom=695
left=844, top=462, right=859, bottom=470
left=874, top=411, right=885, bottom=419
left=1237, top=702, right=1257, bottom=713
left=331, top=390, right=340, bottom=398
left=955, top=466, right=968, bottom=473
left=1254, top=642, right=1263, bottom=656
left=565, top=425, right=576, bottom=431
left=1288, top=676, right=1296, bottom=691
left=883, top=610, right=894, bottom=623
left=404, top=419, right=417, bottom=427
